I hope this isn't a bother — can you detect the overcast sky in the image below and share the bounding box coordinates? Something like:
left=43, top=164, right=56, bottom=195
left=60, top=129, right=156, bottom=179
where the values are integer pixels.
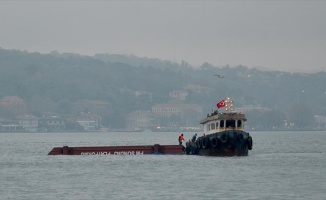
left=1, top=1, right=325, bottom=72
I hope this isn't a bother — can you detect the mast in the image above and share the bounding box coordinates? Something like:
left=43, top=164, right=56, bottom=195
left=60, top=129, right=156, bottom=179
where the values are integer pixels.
left=224, top=97, right=234, bottom=113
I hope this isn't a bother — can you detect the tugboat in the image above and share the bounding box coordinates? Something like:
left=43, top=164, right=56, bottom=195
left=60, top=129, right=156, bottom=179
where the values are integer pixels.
left=185, top=97, right=253, bottom=156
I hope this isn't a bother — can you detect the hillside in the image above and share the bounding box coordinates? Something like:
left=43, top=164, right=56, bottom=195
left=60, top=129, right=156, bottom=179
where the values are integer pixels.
left=0, top=48, right=325, bottom=130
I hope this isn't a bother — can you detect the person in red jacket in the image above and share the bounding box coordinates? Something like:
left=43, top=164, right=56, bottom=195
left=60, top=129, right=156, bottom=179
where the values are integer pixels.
left=178, top=133, right=185, bottom=145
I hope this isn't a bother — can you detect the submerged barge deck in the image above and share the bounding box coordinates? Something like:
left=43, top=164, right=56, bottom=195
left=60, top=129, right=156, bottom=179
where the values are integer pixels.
left=48, top=144, right=184, bottom=155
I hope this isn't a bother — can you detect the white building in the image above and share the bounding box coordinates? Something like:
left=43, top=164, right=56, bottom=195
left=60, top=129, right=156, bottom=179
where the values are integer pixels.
left=314, top=115, right=326, bottom=129
left=17, top=115, right=38, bottom=132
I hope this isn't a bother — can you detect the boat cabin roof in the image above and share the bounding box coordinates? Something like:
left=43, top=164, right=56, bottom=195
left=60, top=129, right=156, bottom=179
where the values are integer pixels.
left=200, top=110, right=247, bottom=125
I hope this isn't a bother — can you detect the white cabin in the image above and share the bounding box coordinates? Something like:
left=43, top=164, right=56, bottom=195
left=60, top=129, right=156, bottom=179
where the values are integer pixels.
left=200, top=111, right=247, bottom=135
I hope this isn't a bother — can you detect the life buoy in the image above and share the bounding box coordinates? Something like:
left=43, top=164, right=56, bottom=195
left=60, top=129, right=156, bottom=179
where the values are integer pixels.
left=201, top=136, right=209, bottom=149
left=218, top=133, right=228, bottom=143
left=210, top=137, right=218, bottom=147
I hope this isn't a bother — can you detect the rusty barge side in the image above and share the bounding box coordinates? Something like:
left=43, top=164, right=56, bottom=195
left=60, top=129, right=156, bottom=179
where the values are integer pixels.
left=48, top=144, right=184, bottom=155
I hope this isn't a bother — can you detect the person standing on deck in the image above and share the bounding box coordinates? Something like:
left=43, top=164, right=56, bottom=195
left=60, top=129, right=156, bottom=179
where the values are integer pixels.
left=192, top=133, right=197, bottom=142
left=178, top=133, right=185, bottom=145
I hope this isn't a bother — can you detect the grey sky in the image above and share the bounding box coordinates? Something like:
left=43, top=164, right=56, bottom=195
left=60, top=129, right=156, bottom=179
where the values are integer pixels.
left=1, top=1, right=325, bottom=72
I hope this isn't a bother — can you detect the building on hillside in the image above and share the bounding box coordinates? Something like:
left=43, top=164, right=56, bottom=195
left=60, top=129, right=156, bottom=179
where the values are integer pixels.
left=0, top=118, right=22, bottom=132
left=38, top=115, right=65, bottom=132
left=152, top=103, right=203, bottom=129
left=0, top=96, right=25, bottom=106
left=76, top=113, right=102, bottom=131
left=169, top=90, right=188, bottom=101
left=126, top=110, right=154, bottom=131
left=314, top=115, right=326, bottom=130
left=73, top=100, right=110, bottom=115
left=152, top=103, right=202, bottom=117
left=0, top=96, right=27, bottom=116
left=16, top=115, right=38, bottom=132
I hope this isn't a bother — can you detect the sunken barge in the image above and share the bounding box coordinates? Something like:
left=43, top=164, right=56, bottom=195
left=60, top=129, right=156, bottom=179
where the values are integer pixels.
left=48, top=144, right=184, bottom=155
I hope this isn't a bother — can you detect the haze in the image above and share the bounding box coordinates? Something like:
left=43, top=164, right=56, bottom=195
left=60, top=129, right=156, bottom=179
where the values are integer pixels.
left=1, top=1, right=325, bottom=73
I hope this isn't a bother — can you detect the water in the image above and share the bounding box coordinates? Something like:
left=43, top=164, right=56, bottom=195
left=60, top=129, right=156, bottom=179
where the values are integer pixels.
left=1, top=131, right=326, bottom=200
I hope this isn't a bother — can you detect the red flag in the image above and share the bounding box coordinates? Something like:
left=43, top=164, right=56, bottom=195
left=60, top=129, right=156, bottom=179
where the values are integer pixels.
left=217, top=99, right=225, bottom=108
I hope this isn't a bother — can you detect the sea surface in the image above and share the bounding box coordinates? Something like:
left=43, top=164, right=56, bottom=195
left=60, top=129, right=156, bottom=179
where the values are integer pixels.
left=1, top=131, right=326, bottom=200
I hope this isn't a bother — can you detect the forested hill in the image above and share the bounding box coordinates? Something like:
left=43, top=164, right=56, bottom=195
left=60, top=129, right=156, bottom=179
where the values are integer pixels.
left=1, top=48, right=325, bottom=128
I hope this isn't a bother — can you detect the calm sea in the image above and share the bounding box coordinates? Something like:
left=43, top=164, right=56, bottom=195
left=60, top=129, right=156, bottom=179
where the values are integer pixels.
left=1, top=131, right=325, bottom=200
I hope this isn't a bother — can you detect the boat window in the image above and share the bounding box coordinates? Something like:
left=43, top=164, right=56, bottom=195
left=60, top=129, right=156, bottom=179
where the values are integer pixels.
left=237, top=120, right=242, bottom=128
left=226, top=120, right=236, bottom=128
left=220, top=120, right=224, bottom=128
left=211, top=123, right=215, bottom=130
left=207, top=124, right=210, bottom=131
left=216, top=122, right=219, bottom=129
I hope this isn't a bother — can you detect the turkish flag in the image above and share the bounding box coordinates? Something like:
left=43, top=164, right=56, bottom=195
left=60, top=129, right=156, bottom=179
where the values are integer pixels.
left=217, top=99, right=225, bottom=108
